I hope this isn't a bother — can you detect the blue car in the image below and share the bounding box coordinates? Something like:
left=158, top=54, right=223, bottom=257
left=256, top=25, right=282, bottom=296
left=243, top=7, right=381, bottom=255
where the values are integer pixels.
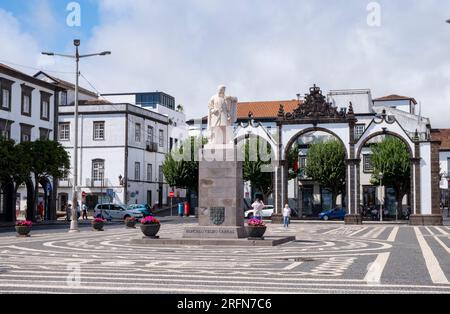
left=319, top=208, right=347, bottom=221
left=127, top=204, right=153, bottom=217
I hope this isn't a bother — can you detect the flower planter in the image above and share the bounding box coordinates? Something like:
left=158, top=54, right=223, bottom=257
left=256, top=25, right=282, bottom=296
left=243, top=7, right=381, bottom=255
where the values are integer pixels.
left=16, top=226, right=31, bottom=237
left=92, top=222, right=105, bottom=231
left=247, top=226, right=267, bottom=239
left=140, top=224, right=161, bottom=238
left=125, top=220, right=137, bottom=228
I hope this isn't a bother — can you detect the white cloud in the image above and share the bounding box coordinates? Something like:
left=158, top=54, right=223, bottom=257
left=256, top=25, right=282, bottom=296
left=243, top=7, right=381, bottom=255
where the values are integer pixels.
left=2, top=0, right=450, bottom=128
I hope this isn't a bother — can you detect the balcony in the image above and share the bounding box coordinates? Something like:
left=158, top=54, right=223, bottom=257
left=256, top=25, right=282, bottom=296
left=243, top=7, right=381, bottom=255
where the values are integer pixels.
left=58, top=179, right=73, bottom=188
left=146, top=142, right=158, bottom=152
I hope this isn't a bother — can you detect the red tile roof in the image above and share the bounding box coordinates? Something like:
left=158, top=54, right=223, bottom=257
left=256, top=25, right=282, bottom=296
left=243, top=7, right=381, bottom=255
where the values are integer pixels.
left=237, top=100, right=300, bottom=119
left=432, top=129, right=450, bottom=150
left=373, top=94, right=417, bottom=105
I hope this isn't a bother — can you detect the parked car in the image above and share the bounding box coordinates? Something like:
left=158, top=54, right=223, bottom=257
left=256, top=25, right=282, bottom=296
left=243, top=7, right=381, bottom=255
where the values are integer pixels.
left=245, top=205, right=274, bottom=219
left=94, top=204, right=143, bottom=221
left=319, top=208, right=347, bottom=221
left=127, top=204, right=153, bottom=217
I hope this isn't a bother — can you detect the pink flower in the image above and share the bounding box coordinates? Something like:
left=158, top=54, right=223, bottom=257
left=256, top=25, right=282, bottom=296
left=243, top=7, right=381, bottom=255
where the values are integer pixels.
left=16, top=221, right=32, bottom=227
left=247, top=218, right=265, bottom=227
left=141, top=216, right=160, bottom=225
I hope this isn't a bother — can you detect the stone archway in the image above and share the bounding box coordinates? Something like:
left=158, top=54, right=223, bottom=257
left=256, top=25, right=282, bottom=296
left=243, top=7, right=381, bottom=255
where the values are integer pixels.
left=355, top=130, right=414, bottom=222
left=273, top=85, right=357, bottom=222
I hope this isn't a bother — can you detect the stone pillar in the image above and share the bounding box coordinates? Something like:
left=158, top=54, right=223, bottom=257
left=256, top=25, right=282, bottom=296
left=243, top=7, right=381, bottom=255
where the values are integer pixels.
left=410, top=141, right=443, bottom=226
left=345, top=159, right=362, bottom=225
left=184, top=147, right=247, bottom=239
left=272, top=160, right=286, bottom=224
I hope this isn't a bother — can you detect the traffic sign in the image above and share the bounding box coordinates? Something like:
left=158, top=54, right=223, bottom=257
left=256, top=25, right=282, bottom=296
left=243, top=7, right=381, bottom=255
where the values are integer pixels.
left=169, top=191, right=175, bottom=198
left=82, top=191, right=87, bottom=197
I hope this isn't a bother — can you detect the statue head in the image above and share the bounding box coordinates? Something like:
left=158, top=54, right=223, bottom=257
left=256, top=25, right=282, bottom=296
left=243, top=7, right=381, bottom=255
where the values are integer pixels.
left=217, top=85, right=226, bottom=97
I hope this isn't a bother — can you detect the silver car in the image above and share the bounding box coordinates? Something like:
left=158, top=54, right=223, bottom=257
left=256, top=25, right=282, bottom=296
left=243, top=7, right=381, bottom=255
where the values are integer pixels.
left=94, top=204, right=143, bottom=221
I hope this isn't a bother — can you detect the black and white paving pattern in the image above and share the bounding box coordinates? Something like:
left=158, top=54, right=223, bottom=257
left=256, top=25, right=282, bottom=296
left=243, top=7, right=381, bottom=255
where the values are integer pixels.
left=0, top=221, right=449, bottom=294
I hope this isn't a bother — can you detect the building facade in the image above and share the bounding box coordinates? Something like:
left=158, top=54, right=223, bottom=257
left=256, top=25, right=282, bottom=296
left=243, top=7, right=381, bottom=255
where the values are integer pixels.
left=57, top=102, right=169, bottom=211
left=0, top=64, right=62, bottom=222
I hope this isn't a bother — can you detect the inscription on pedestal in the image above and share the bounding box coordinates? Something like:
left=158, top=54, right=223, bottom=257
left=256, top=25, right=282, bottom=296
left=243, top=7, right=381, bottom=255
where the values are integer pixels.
left=210, top=207, right=225, bottom=226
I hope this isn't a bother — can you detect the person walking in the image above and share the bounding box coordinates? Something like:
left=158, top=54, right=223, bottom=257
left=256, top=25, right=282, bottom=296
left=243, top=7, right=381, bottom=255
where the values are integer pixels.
left=283, top=204, right=292, bottom=228
left=66, top=204, right=72, bottom=222
left=38, top=202, right=45, bottom=221
left=82, top=203, right=88, bottom=220
left=252, top=198, right=265, bottom=221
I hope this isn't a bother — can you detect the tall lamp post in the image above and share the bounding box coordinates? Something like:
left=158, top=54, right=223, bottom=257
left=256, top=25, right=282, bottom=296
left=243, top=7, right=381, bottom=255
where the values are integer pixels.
left=42, top=40, right=111, bottom=232
left=379, top=172, right=384, bottom=222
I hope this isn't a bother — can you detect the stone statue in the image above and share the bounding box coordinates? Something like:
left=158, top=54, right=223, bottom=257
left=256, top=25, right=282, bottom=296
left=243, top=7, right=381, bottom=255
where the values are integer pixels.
left=207, top=85, right=238, bottom=144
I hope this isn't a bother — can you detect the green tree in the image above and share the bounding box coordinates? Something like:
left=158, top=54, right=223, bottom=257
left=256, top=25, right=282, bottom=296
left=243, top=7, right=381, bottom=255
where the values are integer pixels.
left=287, top=144, right=300, bottom=180
left=162, top=137, right=206, bottom=193
left=242, top=138, right=274, bottom=202
left=19, top=140, right=70, bottom=221
left=305, top=140, right=346, bottom=208
left=370, top=136, right=410, bottom=218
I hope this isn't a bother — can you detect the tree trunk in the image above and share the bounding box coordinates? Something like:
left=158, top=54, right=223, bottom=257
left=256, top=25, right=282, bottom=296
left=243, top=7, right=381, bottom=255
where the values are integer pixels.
left=332, top=191, right=338, bottom=209
left=33, top=175, right=39, bottom=223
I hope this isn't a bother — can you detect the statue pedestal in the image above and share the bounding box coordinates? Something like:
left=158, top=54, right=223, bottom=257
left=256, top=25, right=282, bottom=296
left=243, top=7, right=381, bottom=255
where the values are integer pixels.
left=183, top=148, right=246, bottom=239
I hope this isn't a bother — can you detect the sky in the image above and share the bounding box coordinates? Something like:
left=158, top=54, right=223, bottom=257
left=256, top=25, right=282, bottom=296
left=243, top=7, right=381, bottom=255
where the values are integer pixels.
left=0, top=0, right=450, bottom=127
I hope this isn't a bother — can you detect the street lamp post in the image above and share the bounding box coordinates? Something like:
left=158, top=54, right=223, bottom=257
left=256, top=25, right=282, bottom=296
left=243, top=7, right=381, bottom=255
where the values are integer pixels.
left=379, top=172, right=384, bottom=222
left=42, top=40, right=111, bottom=232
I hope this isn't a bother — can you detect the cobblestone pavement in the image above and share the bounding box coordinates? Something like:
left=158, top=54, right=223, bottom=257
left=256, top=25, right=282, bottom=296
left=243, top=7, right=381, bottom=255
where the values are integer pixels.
left=0, top=222, right=449, bottom=294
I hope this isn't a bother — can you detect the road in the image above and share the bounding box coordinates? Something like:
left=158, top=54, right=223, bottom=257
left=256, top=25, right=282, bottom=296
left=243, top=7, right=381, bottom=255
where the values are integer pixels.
left=0, top=220, right=449, bottom=294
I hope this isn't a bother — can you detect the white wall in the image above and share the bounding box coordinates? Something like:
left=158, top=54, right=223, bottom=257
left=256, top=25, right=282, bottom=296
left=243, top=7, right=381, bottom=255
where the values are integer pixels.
left=420, top=143, right=432, bottom=215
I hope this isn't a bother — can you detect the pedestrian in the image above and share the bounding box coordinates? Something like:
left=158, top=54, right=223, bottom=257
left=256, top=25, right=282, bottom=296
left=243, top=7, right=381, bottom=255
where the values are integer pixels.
left=252, top=198, right=264, bottom=221
left=283, top=204, right=292, bottom=228
left=82, top=203, right=88, bottom=220
left=66, top=204, right=72, bottom=221
left=38, top=202, right=45, bottom=221
left=76, top=203, right=81, bottom=220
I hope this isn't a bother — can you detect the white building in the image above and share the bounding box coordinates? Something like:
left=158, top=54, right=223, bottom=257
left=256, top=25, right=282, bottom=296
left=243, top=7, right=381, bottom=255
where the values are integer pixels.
left=57, top=101, right=170, bottom=210
left=102, top=92, right=189, bottom=151
left=0, top=64, right=61, bottom=222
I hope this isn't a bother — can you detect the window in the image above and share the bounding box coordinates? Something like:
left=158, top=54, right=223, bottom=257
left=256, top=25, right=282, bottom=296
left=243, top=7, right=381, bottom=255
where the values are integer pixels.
left=21, top=85, right=34, bottom=116
left=93, top=122, right=105, bottom=140
left=60, top=91, right=68, bottom=106
left=40, top=92, right=51, bottom=121
left=355, top=124, right=365, bottom=140
left=20, top=124, right=33, bottom=143
left=39, top=128, right=50, bottom=140
left=363, top=154, right=374, bottom=173
left=159, top=129, right=164, bottom=147
left=135, top=162, right=141, bottom=181
left=147, top=164, right=153, bottom=182
left=299, top=156, right=308, bottom=178
left=147, top=126, right=154, bottom=143
left=159, top=165, right=164, bottom=183
left=0, top=119, right=12, bottom=140
left=0, top=78, right=13, bottom=111
left=448, top=158, right=450, bottom=177
left=59, top=123, right=70, bottom=141
left=135, top=123, right=141, bottom=142
left=92, top=159, right=105, bottom=181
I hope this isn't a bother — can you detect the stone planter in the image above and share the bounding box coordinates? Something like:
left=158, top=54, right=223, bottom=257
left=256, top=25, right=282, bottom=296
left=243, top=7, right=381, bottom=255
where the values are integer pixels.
left=140, top=224, right=161, bottom=238
left=16, top=226, right=31, bottom=237
left=92, top=222, right=105, bottom=231
left=247, top=226, right=267, bottom=239
left=125, top=220, right=137, bottom=228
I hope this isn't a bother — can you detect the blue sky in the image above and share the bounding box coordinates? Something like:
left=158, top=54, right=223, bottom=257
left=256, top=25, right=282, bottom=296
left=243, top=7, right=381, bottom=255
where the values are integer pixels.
left=0, top=0, right=99, bottom=51
left=0, top=0, right=450, bottom=127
